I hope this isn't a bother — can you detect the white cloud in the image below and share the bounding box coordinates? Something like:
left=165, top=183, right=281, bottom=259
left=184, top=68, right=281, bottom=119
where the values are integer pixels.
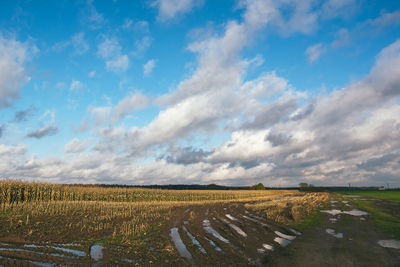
left=106, top=54, right=129, bottom=72
left=143, top=59, right=156, bottom=76
left=88, top=70, right=96, bottom=78
left=331, top=28, right=351, bottom=48
left=71, top=32, right=89, bottom=55
left=65, top=138, right=91, bottom=153
left=89, top=106, right=111, bottom=126
left=98, top=37, right=129, bottom=73
left=305, top=43, right=326, bottom=63
left=111, top=92, right=149, bottom=123
left=0, top=35, right=35, bottom=107
left=69, top=80, right=84, bottom=91
left=154, top=0, right=200, bottom=22
left=51, top=32, right=89, bottom=55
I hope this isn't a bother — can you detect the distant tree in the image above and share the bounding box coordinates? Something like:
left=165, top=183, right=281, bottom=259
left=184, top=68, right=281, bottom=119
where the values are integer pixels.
left=252, top=183, right=266, bottom=190
left=299, top=182, right=309, bottom=188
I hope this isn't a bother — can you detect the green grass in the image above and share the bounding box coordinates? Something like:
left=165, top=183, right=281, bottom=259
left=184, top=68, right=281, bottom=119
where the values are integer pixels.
left=339, top=190, right=400, bottom=202
left=291, top=202, right=329, bottom=231
left=351, top=199, right=400, bottom=239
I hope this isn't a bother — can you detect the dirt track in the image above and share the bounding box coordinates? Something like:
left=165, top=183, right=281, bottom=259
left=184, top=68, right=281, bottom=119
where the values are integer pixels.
left=168, top=198, right=400, bottom=267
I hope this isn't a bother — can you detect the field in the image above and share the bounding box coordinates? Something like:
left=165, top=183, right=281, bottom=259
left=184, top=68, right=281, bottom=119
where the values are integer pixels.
left=0, top=181, right=330, bottom=266
left=1, top=181, right=399, bottom=266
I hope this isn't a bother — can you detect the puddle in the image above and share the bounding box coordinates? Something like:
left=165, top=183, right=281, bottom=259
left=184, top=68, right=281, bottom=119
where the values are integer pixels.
left=205, top=237, right=222, bottom=251
left=289, top=228, right=301, bottom=235
left=225, top=214, right=238, bottom=221
left=275, top=231, right=296, bottom=240
left=203, top=219, right=230, bottom=243
left=343, top=209, right=368, bottom=216
left=90, top=245, right=103, bottom=261
left=182, top=225, right=206, bottom=254
left=228, top=223, right=247, bottom=237
left=320, top=209, right=342, bottom=216
left=0, top=247, right=74, bottom=259
left=169, top=228, right=194, bottom=263
left=321, top=209, right=368, bottom=217
left=257, top=248, right=265, bottom=253
left=377, top=240, right=400, bottom=249
left=241, top=214, right=270, bottom=228
left=30, top=262, right=54, bottom=267
left=262, top=243, right=274, bottom=251
left=329, top=218, right=338, bottom=223
left=274, top=237, right=291, bottom=247
left=24, top=244, right=86, bottom=257
left=360, top=217, right=366, bottom=221
left=326, top=228, right=343, bottom=238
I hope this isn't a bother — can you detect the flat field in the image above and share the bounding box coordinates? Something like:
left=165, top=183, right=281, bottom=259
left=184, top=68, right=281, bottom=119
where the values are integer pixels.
left=1, top=182, right=399, bottom=266
left=0, top=181, right=328, bottom=266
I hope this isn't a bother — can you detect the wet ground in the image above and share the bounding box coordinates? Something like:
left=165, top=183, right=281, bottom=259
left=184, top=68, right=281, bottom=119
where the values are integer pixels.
left=166, top=202, right=304, bottom=266
left=0, top=194, right=399, bottom=266
left=268, top=196, right=400, bottom=267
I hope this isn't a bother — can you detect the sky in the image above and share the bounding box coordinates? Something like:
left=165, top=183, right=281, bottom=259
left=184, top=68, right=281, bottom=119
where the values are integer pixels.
left=0, top=0, right=400, bottom=187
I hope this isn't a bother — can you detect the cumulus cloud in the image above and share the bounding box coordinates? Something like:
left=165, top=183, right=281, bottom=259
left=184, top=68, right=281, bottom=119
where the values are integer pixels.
left=26, top=125, right=59, bottom=139
left=2, top=1, right=400, bottom=187
left=111, top=92, right=149, bottom=123
left=65, top=138, right=91, bottom=153
left=88, top=106, right=111, bottom=126
left=0, top=35, right=35, bottom=107
left=97, top=37, right=129, bottom=73
left=305, top=43, right=326, bottom=63
left=143, top=59, right=156, bottom=76
left=0, top=124, right=4, bottom=138
left=51, top=32, right=89, bottom=55
left=13, top=106, right=35, bottom=122
left=69, top=80, right=84, bottom=91
left=154, top=0, right=201, bottom=22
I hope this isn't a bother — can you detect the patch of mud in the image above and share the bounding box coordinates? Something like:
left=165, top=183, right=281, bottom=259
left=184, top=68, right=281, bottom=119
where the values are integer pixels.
left=274, top=237, right=291, bottom=247
left=182, top=225, right=206, bottom=254
left=169, top=228, right=194, bottom=263
left=203, top=219, right=230, bottom=243
left=326, top=228, right=343, bottom=238
left=377, top=240, right=400, bottom=249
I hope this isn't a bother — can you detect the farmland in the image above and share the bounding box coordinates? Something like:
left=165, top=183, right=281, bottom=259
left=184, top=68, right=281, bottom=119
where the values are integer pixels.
left=0, top=181, right=329, bottom=266
left=1, top=181, right=399, bottom=266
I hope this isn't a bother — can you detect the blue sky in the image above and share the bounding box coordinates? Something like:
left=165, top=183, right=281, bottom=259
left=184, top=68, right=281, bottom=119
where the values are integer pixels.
left=0, top=0, right=400, bottom=187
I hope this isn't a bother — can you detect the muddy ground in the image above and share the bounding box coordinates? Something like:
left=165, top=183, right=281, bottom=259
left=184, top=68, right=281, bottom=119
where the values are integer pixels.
left=166, top=196, right=400, bottom=267
left=0, top=195, right=399, bottom=266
